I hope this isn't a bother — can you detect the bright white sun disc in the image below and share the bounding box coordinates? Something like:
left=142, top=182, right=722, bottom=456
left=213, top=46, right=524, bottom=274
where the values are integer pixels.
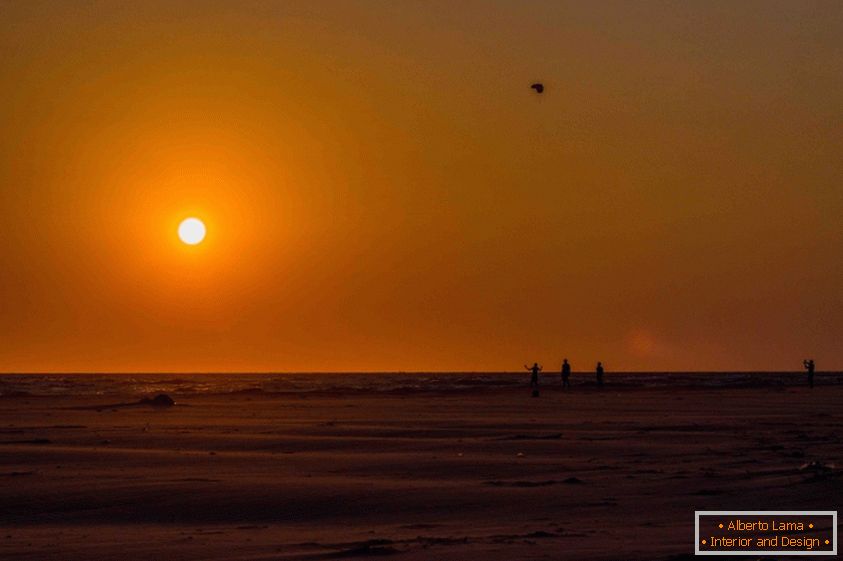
left=178, top=218, right=206, bottom=245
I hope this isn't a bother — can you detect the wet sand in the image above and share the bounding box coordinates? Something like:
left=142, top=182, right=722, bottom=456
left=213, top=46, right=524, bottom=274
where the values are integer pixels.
left=1, top=381, right=840, bottom=560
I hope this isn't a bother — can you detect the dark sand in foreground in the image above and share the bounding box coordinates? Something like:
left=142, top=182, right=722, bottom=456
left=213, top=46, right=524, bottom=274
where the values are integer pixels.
left=1, top=381, right=841, bottom=560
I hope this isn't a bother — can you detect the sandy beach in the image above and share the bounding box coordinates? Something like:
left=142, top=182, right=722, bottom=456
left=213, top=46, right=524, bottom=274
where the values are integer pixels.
left=1, top=376, right=840, bottom=560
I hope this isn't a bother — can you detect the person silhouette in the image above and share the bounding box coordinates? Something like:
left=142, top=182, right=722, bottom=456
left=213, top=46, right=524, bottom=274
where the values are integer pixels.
left=525, top=362, right=542, bottom=397
left=803, top=359, right=815, bottom=388
left=561, top=359, right=571, bottom=388
left=596, top=361, right=604, bottom=387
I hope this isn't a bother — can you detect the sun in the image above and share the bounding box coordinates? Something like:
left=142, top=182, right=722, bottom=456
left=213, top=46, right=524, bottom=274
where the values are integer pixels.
left=178, top=217, right=206, bottom=245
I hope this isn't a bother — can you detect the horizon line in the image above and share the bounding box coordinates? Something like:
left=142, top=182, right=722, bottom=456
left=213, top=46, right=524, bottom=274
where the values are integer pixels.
left=0, top=370, right=839, bottom=375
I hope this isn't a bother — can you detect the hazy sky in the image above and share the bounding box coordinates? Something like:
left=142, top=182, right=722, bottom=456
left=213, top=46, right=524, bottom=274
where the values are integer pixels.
left=1, top=1, right=841, bottom=372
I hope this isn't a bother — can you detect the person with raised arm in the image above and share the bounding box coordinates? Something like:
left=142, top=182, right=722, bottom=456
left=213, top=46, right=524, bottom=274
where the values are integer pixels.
left=525, top=362, right=542, bottom=397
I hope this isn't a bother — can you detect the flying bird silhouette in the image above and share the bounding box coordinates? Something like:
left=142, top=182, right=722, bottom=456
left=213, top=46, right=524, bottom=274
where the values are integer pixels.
left=530, top=83, right=544, bottom=94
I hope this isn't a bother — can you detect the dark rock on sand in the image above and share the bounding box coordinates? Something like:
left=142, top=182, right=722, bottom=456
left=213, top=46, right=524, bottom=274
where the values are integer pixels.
left=141, top=394, right=176, bottom=407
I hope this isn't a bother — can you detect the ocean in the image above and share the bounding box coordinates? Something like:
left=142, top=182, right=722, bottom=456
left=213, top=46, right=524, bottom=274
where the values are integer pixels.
left=1, top=371, right=840, bottom=398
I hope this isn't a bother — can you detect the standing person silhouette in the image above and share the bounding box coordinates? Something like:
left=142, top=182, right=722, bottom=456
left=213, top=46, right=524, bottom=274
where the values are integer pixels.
left=561, top=359, right=571, bottom=388
left=525, top=362, right=542, bottom=397
left=596, top=361, right=604, bottom=388
left=803, top=359, right=815, bottom=388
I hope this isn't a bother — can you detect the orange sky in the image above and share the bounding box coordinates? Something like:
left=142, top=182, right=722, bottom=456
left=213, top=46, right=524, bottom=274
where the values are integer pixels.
left=1, top=1, right=841, bottom=372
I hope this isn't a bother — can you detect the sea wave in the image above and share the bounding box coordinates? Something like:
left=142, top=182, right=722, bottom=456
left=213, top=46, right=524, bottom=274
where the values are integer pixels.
left=0, top=371, right=840, bottom=398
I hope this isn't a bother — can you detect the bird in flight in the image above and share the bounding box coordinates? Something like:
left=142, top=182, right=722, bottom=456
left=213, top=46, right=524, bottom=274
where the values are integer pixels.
left=530, top=83, right=544, bottom=94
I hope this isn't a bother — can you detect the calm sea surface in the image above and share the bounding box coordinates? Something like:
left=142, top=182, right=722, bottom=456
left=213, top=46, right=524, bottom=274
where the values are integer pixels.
left=0, top=372, right=840, bottom=398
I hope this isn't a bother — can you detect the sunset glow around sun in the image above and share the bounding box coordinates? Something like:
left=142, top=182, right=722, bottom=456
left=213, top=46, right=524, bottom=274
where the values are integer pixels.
left=178, top=218, right=206, bottom=245
left=0, top=1, right=841, bottom=373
